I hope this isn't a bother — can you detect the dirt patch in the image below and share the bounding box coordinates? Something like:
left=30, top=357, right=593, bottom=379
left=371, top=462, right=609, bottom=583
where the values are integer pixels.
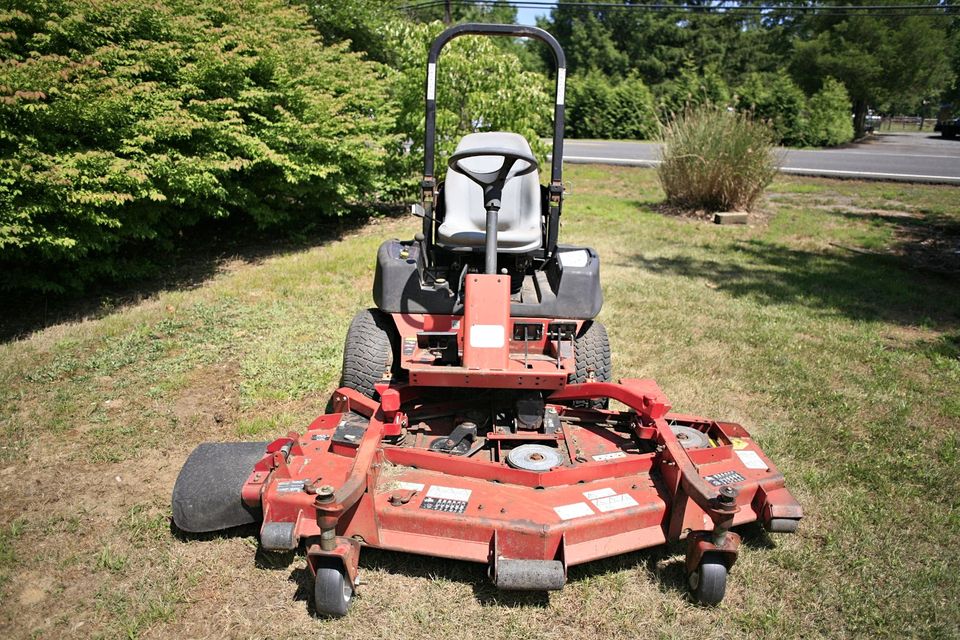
left=893, top=221, right=960, bottom=274
left=651, top=202, right=771, bottom=226
left=815, top=203, right=918, bottom=219
left=170, top=361, right=241, bottom=435
left=17, top=576, right=53, bottom=606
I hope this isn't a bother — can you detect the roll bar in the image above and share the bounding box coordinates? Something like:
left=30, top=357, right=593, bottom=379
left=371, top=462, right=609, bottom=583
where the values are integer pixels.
left=423, top=23, right=567, bottom=186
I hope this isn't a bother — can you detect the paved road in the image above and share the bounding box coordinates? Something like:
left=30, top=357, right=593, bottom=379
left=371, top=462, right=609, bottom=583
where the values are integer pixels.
left=559, top=132, right=960, bottom=184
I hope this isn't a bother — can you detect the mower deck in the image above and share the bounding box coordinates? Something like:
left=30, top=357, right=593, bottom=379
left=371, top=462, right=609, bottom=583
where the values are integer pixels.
left=236, top=379, right=801, bottom=596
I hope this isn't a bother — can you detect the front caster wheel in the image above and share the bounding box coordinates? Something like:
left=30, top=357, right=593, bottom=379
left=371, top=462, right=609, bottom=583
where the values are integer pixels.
left=313, top=563, right=354, bottom=618
left=688, top=553, right=727, bottom=605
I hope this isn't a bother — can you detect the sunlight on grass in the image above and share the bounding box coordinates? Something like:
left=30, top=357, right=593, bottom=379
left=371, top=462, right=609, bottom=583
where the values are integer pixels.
left=0, top=166, right=958, bottom=638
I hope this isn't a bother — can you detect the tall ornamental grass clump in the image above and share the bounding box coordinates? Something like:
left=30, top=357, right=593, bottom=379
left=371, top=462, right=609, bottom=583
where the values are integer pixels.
left=657, top=105, right=779, bottom=213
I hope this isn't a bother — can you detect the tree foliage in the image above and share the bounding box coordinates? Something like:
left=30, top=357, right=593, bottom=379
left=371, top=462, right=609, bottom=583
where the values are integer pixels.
left=3, top=1, right=956, bottom=293
left=541, top=0, right=956, bottom=141
left=736, top=72, right=809, bottom=146
left=806, top=77, right=855, bottom=147
left=0, top=0, right=395, bottom=292
left=383, top=20, right=551, bottom=186
left=567, top=72, right=658, bottom=140
left=656, top=64, right=731, bottom=120
left=783, top=13, right=952, bottom=137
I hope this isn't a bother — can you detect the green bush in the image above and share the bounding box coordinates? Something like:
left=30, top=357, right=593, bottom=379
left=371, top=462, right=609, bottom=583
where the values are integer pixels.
left=806, top=77, right=854, bottom=146
left=658, top=104, right=778, bottom=212
left=735, top=72, right=809, bottom=146
left=0, top=0, right=395, bottom=292
left=654, top=64, right=731, bottom=121
left=567, top=71, right=658, bottom=140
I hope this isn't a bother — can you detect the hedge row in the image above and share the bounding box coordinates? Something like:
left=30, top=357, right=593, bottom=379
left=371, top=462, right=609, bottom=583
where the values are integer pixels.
left=1, top=0, right=395, bottom=292
left=0, top=1, right=852, bottom=294
left=0, top=3, right=555, bottom=293
left=736, top=73, right=854, bottom=147
left=565, top=69, right=854, bottom=148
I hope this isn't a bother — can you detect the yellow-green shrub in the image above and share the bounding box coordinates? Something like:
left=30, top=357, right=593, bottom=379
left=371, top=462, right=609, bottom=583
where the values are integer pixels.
left=0, top=0, right=396, bottom=292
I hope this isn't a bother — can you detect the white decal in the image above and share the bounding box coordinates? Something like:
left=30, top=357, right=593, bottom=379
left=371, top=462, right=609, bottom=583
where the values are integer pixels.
left=397, top=482, right=424, bottom=491
left=583, top=487, right=616, bottom=500
left=469, top=324, right=504, bottom=348
left=276, top=480, right=306, bottom=493
left=559, top=249, right=590, bottom=268
left=427, top=63, right=436, bottom=100
left=556, top=68, right=566, bottom=105
left=591, top=493, right=639, bottom=513
left=554, top=502, right=594, bottom=520
left=426, top=485, right=472, bottom=501
left=592, top=451, right=627, bottom=461
left=736, top=450, right=769, bottom=470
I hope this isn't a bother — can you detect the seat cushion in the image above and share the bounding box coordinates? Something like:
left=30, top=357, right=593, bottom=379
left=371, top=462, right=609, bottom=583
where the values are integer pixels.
left=438, top=132, right=542, bottom=253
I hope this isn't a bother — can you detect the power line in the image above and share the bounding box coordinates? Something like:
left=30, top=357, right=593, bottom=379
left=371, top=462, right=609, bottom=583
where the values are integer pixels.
left=402, top=0, right=958, bottom=18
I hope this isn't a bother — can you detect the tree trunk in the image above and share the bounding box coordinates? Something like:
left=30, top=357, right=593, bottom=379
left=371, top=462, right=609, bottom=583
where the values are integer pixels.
left=852, top=99, right=869, bottom=139
left=853, top=99, right=868, bottom=139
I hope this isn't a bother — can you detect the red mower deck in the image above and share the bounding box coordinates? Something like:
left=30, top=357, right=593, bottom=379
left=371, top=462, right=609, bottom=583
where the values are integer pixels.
left=244, top=380, right=801, bottom=602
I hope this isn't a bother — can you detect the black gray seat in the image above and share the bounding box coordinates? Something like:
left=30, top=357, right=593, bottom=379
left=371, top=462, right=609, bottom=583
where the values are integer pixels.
left=438, top=132, right=542, bottom=253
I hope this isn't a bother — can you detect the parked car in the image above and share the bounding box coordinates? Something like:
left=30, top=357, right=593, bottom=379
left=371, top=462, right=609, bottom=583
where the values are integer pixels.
left=935, top=103, right=958, bottom=139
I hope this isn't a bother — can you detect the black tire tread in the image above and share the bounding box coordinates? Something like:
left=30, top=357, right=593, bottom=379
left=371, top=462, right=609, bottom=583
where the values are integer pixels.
left=313, top=564, right=353, bottom=618
left=568, top=321, right=612, bottom=408
left=341, top=308, right=397, bottom=399
left=692, top=553, right=728, bottom=606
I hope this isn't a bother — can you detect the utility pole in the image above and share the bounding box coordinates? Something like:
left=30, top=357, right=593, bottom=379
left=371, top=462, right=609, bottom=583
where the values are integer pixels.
left=444, top=0, right=451, bottom=24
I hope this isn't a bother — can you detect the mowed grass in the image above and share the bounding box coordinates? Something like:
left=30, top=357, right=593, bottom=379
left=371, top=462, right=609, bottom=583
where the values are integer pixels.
left=1, top=166, right=958, bottom=639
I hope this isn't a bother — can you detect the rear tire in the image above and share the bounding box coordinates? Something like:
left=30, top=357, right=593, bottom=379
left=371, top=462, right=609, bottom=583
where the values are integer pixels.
left=341, top=309, right=398, bottom=399
left=568, top=321, right=612, bottom=409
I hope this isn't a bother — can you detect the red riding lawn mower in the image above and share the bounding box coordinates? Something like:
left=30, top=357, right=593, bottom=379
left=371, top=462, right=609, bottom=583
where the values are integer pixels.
left=172, top=24, right=802, bottom=617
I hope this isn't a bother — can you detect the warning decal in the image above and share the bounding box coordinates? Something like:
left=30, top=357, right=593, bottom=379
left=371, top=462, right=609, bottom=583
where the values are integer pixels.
left=736, top=450, right=769, bottom=470
left=591, top=493, right=639, bottom=513
left=426, top=485, right=472, bottom=501
left=592, top=451, right=627, bottom=462
left=583, top=487, right=616, bottom=500
left=276, top=480, right=306, bottom=493
left=554, top=502, right=594, bottom=520
left=705, top=470, right=746, bottom=487
left=420, top=485, right=471, bottom=514
left=420, top=497, right=468, bottom=514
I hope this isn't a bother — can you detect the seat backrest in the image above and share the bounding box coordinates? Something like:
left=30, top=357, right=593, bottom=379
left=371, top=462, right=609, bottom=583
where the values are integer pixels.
left=437, top=132, right=542, bottom=254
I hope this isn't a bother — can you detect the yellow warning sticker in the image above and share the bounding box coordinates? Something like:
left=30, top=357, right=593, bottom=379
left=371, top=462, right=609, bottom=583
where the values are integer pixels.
left=730, top=437, right=749, bottom=450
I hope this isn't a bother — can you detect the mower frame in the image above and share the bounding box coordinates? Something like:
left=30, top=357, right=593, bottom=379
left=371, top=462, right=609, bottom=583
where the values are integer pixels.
left=172, top=22, right=802, bottom=618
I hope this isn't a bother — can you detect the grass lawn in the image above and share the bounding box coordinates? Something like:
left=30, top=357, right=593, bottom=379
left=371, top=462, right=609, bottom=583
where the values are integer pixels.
left=1, top=165, right=958, bottom=639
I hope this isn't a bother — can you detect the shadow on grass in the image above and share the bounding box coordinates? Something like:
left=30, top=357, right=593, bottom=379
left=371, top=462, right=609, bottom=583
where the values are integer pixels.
left=172, top=518, right=783, bottom=615
left=632, top=239, right=960, bottom=328
left=0, top=207, right=403, bottom=343
left=168, top=519, right=259, bottom=543
left=826, top=207, right=960, bottom=275
left=289, top=565, right=319, bottom=616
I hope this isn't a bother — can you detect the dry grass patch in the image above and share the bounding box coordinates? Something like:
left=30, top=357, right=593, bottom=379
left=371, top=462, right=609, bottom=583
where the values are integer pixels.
left=1, top=169, right=959, bottom=638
